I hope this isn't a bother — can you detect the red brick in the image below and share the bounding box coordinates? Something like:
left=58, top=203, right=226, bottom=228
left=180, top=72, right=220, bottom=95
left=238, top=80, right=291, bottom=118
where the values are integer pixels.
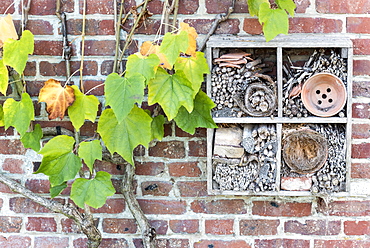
left=0, top=0, right=15, bottom=14
left=285, top=220, right=340, bottom=235
left=26, top=20, right=54, bottom=35
left=39, top=61, right=66, bottom=76
left=240, top=219, right=279, bottom=235
left=83, top=80, right=105, bottom=96
left=255, top=239, right=310, bottom=248
left=353, top=39, right=370, bottom=55
left=352, top=124, right=370, bottom=139
left=194, top=240, right=250, bottom=248
left=344, top=221, right=370, bottom=235
left=175, top=127, right=206, bottom=137
left=149, top=220, right=168, bottom=235
left=352, top=143, right=370, bottom=159
left=289, top=17, right=343, bottom=33
left=26, top=217, right=56, bottom=232
left=10, top=197, right=64, bottom=213
left=0, top=236, right=31, bottom=247
left=177, top=181, right=208, bottom=197
left=184, top=19, right=240, bottom=34
left=90, top=198, right=125, bottom=213
left=205, top=0, right=248, bottom=14
left=347, top=17, right=370, bottom=33
left=0, top=127, right=14, bottom=136
left=101, top=60, right=114, bottom=75
left=135, top=162, right=165, bottom=176
left=168, top=162, right=202, bottom=177
left=26, top=81, right=44, bottom=97
left=27, top=0, right=74, bottom=15
left=317, top=0, right=370, bottom=14
left=352, top=103, right=370, bottom=118
left=353, top=60, right=370, bottom=76
left=134, top=238, right=189, bottom=248
left=169, top=219, right=199, bottom=234
left=66, top=19, right=115, bottom=36
left=74, top=238, right=129, bottom=248
left=252, top=201, right=311, bottom=217
left=61, top=218, right=81, bottom=233
left=189, top=140, right=207, bottom=157
left=123, top=19, right=162, bottom=35
left=94, top=160, right=123, bottom=175
left=318, top=200, right=370, bottom=216
left=2, top=158, right=24, bottom=174
left=243, top=18, right=263, bottom=35
left=84, top=40, right=116, bottom=56
left=351, top=163, right=370, bottom=179
left=149, top=141, right=185, bottom=158
left=191, top=199, right=247, bottom=214
left=314, top=240, right=370, bottom=248
left=34, top=41, right=63, bottom=56
left=0, top=140, right=26, bottom=155
left=33, top=121, right=74, bottom=134
left=103, top=218, right=137, bottom=234
left=71, top=61, right=98, bottom=76
left=0, top=216, right=22, bottom=232
left=24, top=62, right=36, bottom=77
left=25, top=179, right=50, bottom=193
left=295, top=0, right=311, bottom=13
left=34, top=237, right=69, bottom=248
left=353, top=81, right=370, bottom=98
left=206, top=219, right=234, bottom=235
left=80, top=0, right=135, bottom=14
left=141, top=181, right=173, bottom=196
left=147, top=0, right=198, bottom=15
left=138, top=199, right=186, bottom=215
left=0, top=180, right=20, bottom=194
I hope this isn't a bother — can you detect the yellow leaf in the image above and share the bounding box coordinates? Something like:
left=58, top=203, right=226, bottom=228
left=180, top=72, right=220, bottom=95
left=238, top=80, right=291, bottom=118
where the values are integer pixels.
left=0, top=14, right=18, bottom=48
left=179, top=22, right=198, bottom=57
left=38, top=79, right=75, bottom=120
left=139, top=41, right=171, bottom=69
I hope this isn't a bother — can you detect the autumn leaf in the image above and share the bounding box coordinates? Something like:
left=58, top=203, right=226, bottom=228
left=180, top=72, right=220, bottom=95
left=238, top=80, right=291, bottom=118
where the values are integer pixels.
left=140, top=41, right=171, bottom=69
left=179, top=22, right=197, bottom=57
left=159, top=31, right=189, bottom=67
left=38, top=79, right=75, bottom=120
left=0, top=14, right=18, bottom=48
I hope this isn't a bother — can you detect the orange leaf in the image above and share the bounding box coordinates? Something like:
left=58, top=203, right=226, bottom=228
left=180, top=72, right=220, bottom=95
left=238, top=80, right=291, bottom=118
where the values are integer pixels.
left=0, top=14, right=18, bottom=48
left=38, top=79, right=75, bottom=120
left=179, top=22, right=197, bottom=57
left=139, top=41, right=171, bottom=69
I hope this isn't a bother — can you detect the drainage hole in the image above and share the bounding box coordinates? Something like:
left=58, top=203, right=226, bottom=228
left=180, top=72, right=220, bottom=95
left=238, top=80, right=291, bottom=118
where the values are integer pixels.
left=318, top=100, right=322, bottom=105
left=316, top=90, right=321, bottom=94
left=328, top=99, right=333, bottom=103
left=322, top=94, right=327, bottom=99
left=327, top=88, right=331, bottom=93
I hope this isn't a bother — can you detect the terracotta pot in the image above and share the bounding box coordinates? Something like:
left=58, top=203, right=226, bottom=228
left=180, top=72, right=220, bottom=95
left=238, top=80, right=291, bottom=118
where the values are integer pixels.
left=301, top=73, right=346, bottom=117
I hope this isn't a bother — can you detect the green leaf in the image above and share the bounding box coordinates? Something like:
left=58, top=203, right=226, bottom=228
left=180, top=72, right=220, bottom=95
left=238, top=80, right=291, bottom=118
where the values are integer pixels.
left=159, top=31, right=189, bottom=67
left=3, top=92, right=34, bottom=136
left=78, top=140, right=102, bottom=173
left=0, top=59, right=8, bottom=95
left=105, top=72, right=145, bottom=123
left=248, top=0, right=269, bottom=16
left=21, top=123, right=42, bottom=152
left=68, top=85, right=99, bottom=131
left=71, top=171, right=116, bottom=209
left=50, top=182, right=67, bottom=198
left=151, top=115, right=165, bottom=141
left=3, top=30, right=34, bottom=74
left=126, top=53, right=160, bottom=81
left=174, top=91, right=218, bottom=134
left=276, top=0, right=296, bottom=16
left=0, top=105, right=4, bottom=127
left=98, top=106, right=152, bottom=165
left=174, top=52, right=209, bottom=96
left=148, top=68, right=194, bottom=120
left=36, top=135, right=82, bottom=186
left=259, top=2, right=289, bottom=41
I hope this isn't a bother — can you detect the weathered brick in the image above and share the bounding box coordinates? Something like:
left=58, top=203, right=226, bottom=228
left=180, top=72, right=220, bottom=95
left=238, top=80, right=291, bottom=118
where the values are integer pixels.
left=353, top=39, right=370, bottom=55
left=352, top=143, right=370, bottom=159
left=24, top=62, right=37, bottom=77
left=0, top=236, right=31, bottom=247
left=26, top=20, right=54, bottom=35
left=84, top=40, right=138, bottom=56
left=0, top=180, right=19, bottom=194
left=318, top=200, right=370, bottom=216
left=295, top=0, right=311, bottom=13
left=169, top=219, right=199, bottom=234
left=353, top=81, right=370, bottom=97
left=135, top=162, right=165, bottom=176
left=141, top=181, right=173, bottom=196
left=74, top=238, right=129, bottom=248
left=352, top=124, right=370, bottom=139
left=134, top=238, right=189, bottom=248
left=317, top=0, right=370, bottom=14
left=39, top=61, right=66, bottom=76
left=168, top=162, right=202, bottom=177
left=10, top=197, right=63, bottom=213
left=149, top=220, right=168, bottom=235
left=347, top=17, right=370, bottom=33
left=175, top=127, right=206, bottom=138
left=123, top=19, right=163, bottom=35
left=0, top=0, right=15, bottom=13
left=285, top=220, right=340, bottom=235
left=184, top=19, right=240, bottom=34
left=34, top=237, right=69, bottom=248
left=80, top=0, right=135, bottom=14
left=90, top=198, right=125, bottom=214
left=33, top=121, right=74, bottom=134
left=149, top=141, right=185, bottom=158
left=344, top=221, right=370, bottom=235
left=352, top=103, right=370, bottom=118
left=194, top=240, right=250, bottom=248
left=205, top=0, right=248, bottom=14
left=83, top=80, right=104, bottom=96
left=314, top=240, right=370, bottom=248
left=243, top=18, right=263, bottom=35
left=188, top=140, right=207, bottom=157
left=103, top=218, right=137, bottom=234
left=0, top=216, right=22, bottom=233
left=25, top=179, right=50, bottom=194
left=61, top=218, right=81, bottom=233
left=177, top=181, right=208, bottom=197
left=353, top=60, right=370, bottom=76
left=27, top=0, right=74, bottom=15
left=191, top=199, right=248, bottom=214
left=255, top=239, right=310, bottom=248
left=34, top=41, right=63, bottom=56
left=2, top=158, right=24, bottom=174
left=101, top=60, right=114, bottom=75
left=206, top=219, right=234, bottom=235
left=94, top=160, right=123, bottom=175
left=351, top=163, right=370, bottom=179
left=0, top=140, right=26, bottom=155
left=240, top=219, right=279, bottom=236
left=0, top=127, right=14, bottom=136
left=26, top=217, right=56, bottom=232
left=289, top=18, right=343, bottom=33
left=80, top=122, right=98, bottom=137
left=138, top=199, right=187, bottom=215
left=252, top=201, right=311, bottom=217
left=147, top=0, right=199, bottom=15
left=67, top=19, right=115, bottom=35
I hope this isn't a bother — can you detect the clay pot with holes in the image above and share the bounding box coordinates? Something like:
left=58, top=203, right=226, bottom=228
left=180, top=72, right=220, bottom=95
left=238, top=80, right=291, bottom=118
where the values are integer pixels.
left=301, top=73, right=346, bottom=117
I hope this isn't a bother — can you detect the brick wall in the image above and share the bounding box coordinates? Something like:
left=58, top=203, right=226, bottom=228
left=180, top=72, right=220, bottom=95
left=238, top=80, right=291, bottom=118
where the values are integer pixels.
left=1, top=0, right=370, bottom=247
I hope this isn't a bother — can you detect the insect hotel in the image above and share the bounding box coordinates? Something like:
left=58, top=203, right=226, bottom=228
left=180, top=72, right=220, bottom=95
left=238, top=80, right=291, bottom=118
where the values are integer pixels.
left=206, top=35, right=352, bottom=196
